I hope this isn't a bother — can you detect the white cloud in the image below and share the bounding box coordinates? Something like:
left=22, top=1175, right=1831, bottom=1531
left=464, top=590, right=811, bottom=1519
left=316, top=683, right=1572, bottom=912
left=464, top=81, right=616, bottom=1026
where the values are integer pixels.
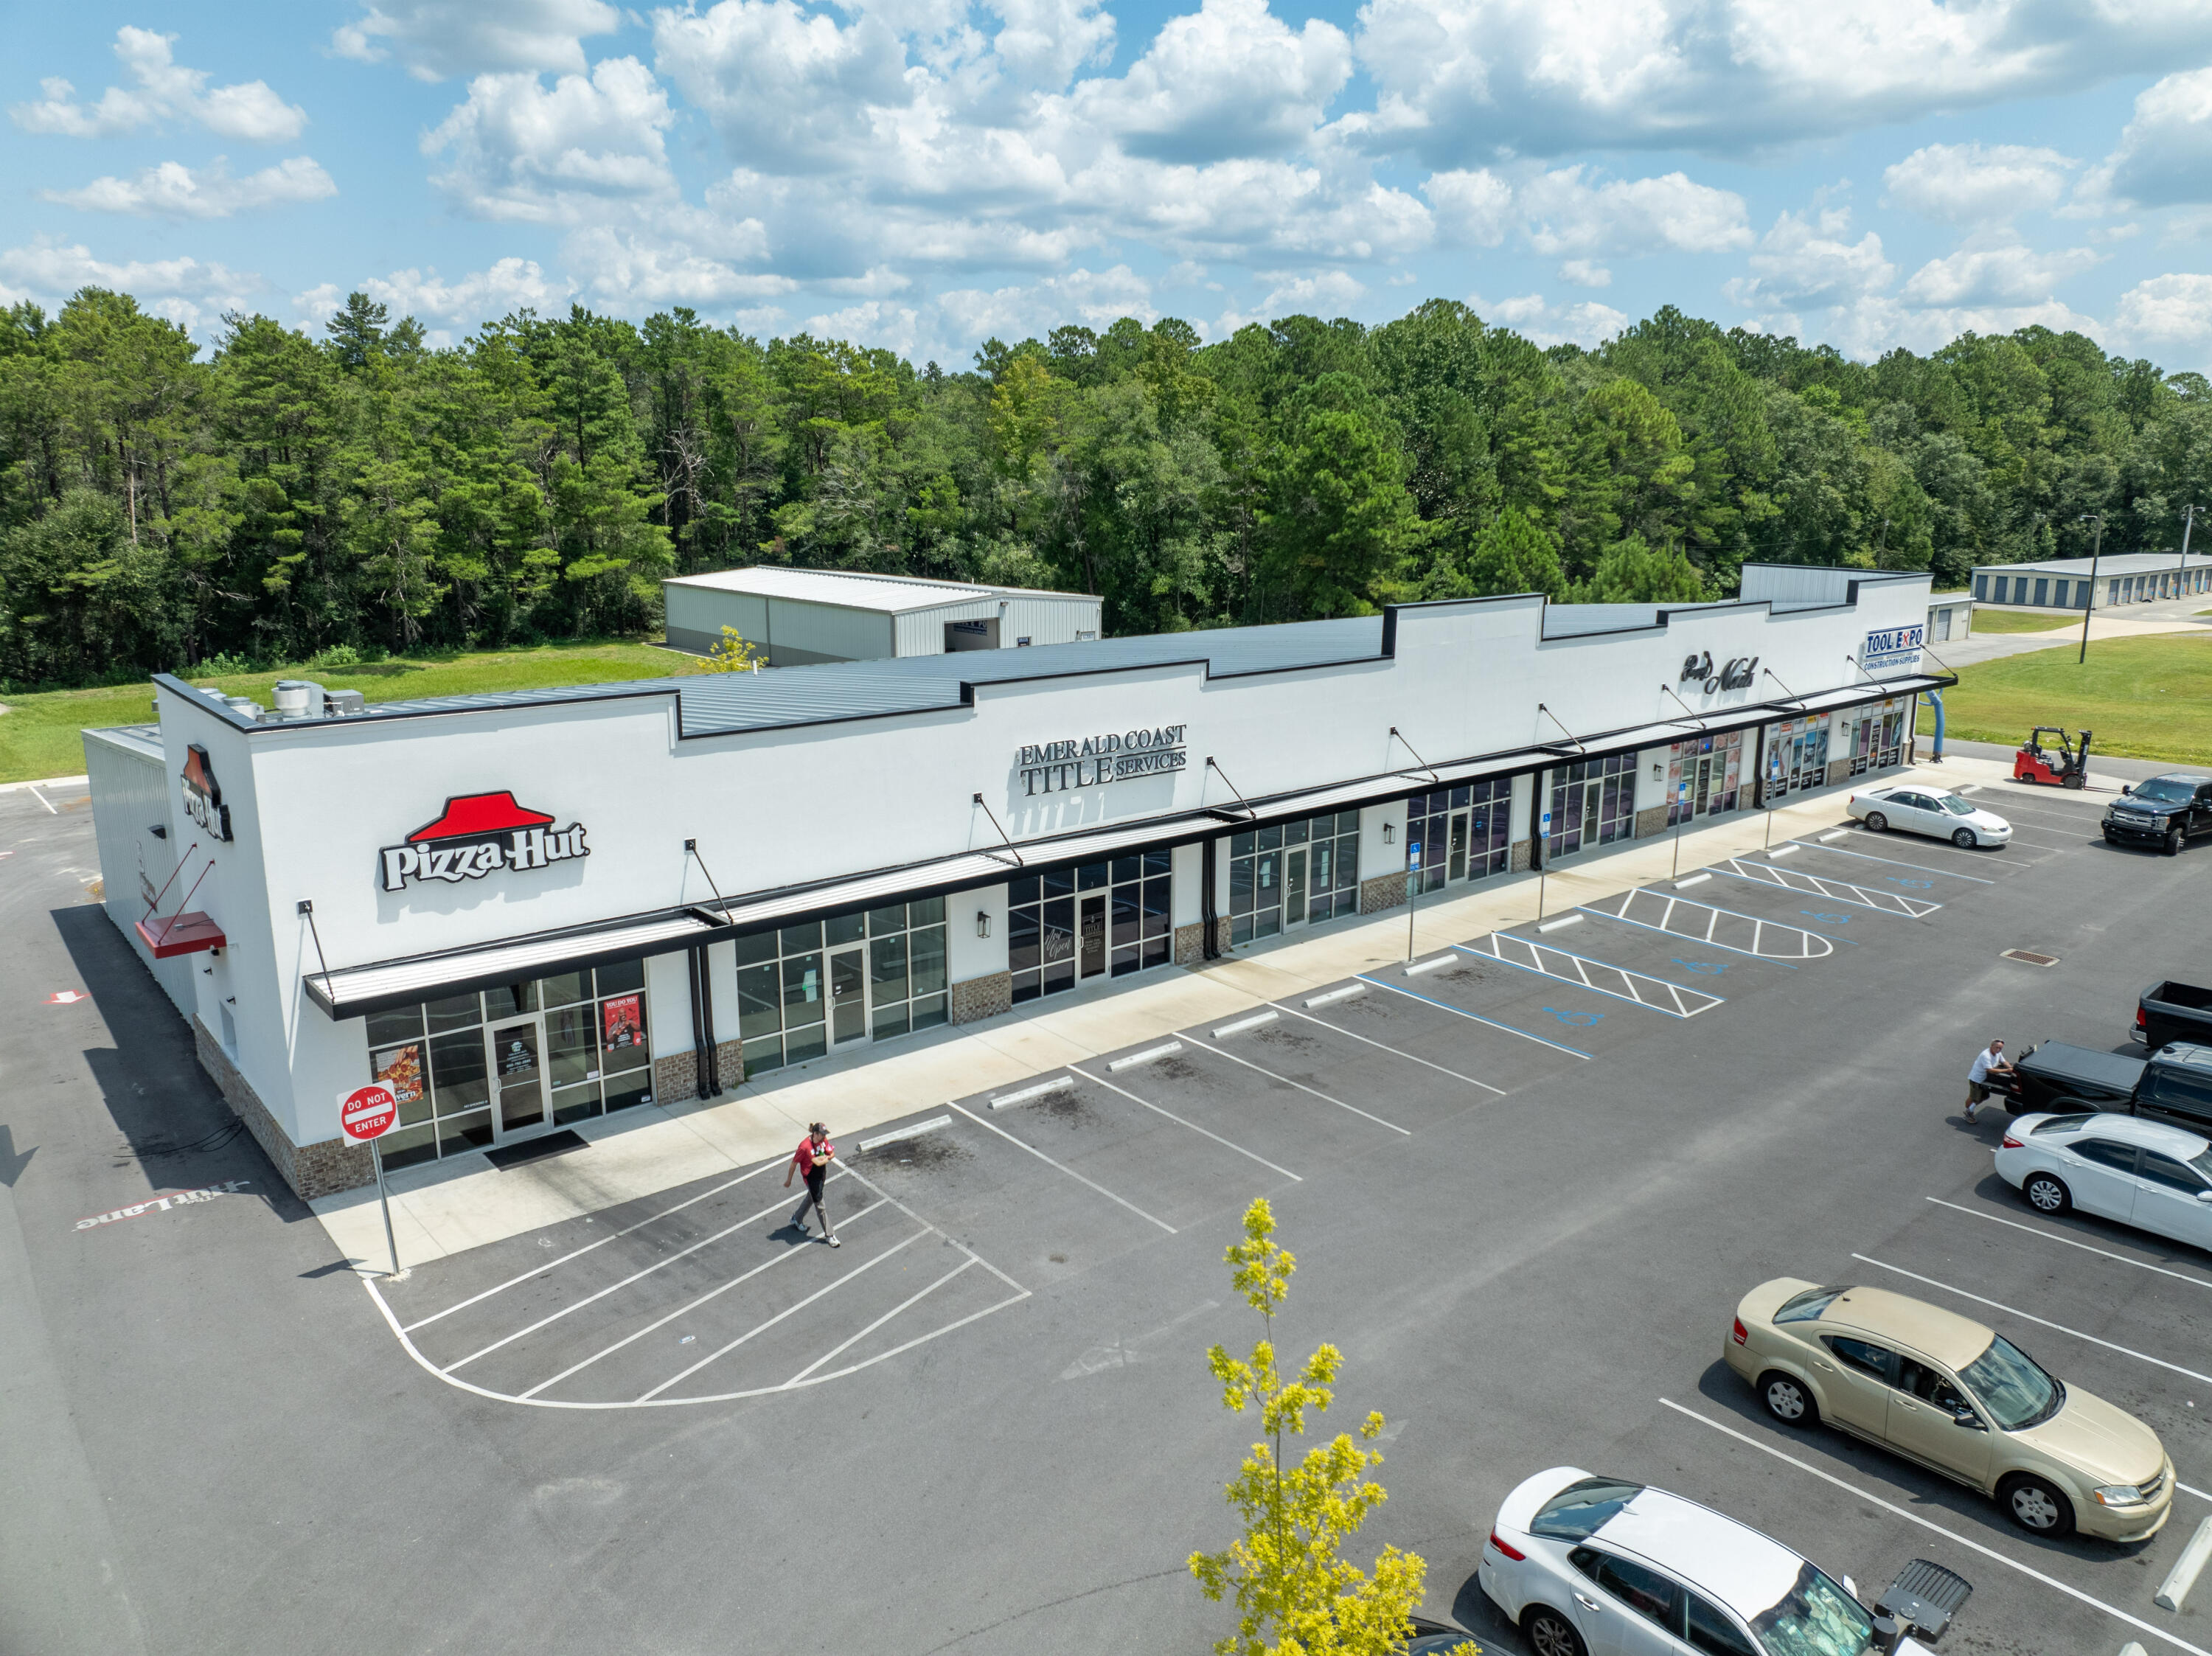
left=1218, top=268, right=1366, bottom=331
left=987, top=0, right=1116, bottom=89
left=1069, top=0, right=1350, bottom=164
left=295, top=258, right=572, bottom=344
left=2115, top=273, right=2212, bottom=342
left=804, top=299, right=925, bottom=354
left=1471, top=291, right=1628, bottom=348
left=1899, top=241, right=2101, bottom=306
left=1821, top=295, right=2107, bottom=359
left=1726, top=207, right=1893, bottom=307
left=566, top=226, right=790, bottom=305
left=936, top=265, right=1155, bottom=338
left=1349, top=0, right=2212, bottom=161
left=10, top=27, right=307, bottom=142
left=1516, top=166, right=1751, bottom=257
left=1559, top=258, right=1610, bottom=288
left=0, top=237, right=260, bottom=331
left=423, top=59, right=676, bottom=223
left=333, top=0, right=622, bottom=80
left=2086, top=67, right=2212, bottom=210
left=1423, top=168, right=1512, bottom=246
left=1882, top=142, right=2073, bottom=223
left=41, top=157, right=335, bottom=220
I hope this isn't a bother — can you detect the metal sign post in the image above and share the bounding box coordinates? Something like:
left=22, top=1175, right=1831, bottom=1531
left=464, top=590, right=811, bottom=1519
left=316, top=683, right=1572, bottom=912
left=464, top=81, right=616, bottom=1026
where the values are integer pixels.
left=339, top=1083, right=402, bottom=1278
left=1405, top=843, right=1421, bottom=962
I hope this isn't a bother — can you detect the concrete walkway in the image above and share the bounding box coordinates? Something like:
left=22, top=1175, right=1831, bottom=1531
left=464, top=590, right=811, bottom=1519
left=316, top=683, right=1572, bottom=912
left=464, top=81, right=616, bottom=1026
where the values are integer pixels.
left=1932, top=605, right=2212, bottom=671
left=310, top=748, right=2110, bottom=1275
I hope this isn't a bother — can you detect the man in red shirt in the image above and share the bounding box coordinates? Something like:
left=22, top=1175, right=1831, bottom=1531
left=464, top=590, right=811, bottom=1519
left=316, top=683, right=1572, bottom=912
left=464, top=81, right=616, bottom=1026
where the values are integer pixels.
left=783, top=1122, right=840, bottom=1246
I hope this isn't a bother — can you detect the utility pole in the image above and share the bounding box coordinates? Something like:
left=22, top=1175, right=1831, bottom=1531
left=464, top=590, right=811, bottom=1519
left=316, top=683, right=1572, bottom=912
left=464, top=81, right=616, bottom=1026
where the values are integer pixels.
left=2078, top=513, right=2105, bottom=665
left=2180, top=503, right=2199, bottom=595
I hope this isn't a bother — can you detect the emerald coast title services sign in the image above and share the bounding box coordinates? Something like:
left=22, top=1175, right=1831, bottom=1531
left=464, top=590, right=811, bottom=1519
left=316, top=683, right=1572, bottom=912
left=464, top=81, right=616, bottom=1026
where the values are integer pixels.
left=1017, top=725, right=1189, bottom=795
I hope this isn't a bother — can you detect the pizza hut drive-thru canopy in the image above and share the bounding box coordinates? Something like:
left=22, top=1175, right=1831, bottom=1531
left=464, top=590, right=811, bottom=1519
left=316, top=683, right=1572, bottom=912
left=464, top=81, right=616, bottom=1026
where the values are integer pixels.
left=83, top=565, right=1947, bottom=1200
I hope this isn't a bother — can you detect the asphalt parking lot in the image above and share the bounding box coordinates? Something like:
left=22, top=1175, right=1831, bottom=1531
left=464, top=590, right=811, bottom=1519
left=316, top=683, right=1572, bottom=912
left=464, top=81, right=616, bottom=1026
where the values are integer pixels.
left=10, top=766, right=2212, bottom=1655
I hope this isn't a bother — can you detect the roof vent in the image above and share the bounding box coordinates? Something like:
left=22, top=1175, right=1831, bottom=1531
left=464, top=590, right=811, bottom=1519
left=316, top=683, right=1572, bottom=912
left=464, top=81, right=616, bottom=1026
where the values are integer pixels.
left=273, top=679, right=327, bottom=720
left=326, top=689, right=367, bottom=716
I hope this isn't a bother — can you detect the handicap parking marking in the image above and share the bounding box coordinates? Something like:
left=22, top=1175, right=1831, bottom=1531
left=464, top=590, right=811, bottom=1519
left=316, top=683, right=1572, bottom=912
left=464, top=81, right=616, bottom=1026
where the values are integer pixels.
left=1267, top=1000, right=1509, bottom=1097
left=1579, top=889, right=1829, bottom=962
left=1458, top=932, right=1726, bottom=1018
left=1782, top=838, right=1999, bottom=883
left=1710, top=857, right=1941, bottom=917
left=946, top=1102, right=1178, bottom=1234
left=1354, top=973, right=1593, bottom=1058
left=1658, top=1399, right=2212, bottom=1656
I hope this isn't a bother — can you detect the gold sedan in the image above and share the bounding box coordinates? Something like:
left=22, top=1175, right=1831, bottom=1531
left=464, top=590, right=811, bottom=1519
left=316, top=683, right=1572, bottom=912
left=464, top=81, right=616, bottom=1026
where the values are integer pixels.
left=1725, top=1279, right=2172, bottom=1542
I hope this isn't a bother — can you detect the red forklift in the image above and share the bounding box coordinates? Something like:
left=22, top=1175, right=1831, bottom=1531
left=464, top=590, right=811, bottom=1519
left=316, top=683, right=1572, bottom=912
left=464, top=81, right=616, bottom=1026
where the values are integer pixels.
left=2014, top=726, right=2092, bottom=788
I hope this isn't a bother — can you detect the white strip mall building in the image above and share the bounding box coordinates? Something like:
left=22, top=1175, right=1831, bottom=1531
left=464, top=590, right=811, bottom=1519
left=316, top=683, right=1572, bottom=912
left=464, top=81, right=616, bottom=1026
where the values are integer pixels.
left=86, top=564, right=1946, bottom=1199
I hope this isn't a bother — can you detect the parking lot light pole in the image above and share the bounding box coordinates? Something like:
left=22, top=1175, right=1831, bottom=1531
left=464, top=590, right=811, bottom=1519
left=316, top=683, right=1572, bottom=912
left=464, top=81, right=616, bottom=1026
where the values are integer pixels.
left=2078, top=513, right=2104, bottom=665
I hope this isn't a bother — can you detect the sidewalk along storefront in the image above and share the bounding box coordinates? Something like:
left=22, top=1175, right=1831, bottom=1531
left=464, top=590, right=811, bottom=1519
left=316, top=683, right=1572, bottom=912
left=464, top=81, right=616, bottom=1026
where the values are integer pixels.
left=86, top=564, right=1947, bottom=1199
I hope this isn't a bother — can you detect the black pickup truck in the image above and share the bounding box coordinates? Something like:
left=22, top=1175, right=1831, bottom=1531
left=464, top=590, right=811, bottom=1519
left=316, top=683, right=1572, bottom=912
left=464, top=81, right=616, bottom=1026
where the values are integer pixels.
left=1998, top=1040, right=2212, bottom=1133
left=2139, top=981, right=2212, bottom=1051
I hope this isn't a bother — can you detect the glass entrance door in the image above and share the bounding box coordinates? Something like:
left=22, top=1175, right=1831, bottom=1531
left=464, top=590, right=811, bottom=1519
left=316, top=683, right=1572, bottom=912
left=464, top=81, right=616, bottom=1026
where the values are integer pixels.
left=1692, top=754, right=1716, bottom=817
left=489, top=1017, right=549, bottom=1140
left=1284, top=847, right=1308, bottom=926
left=828, top=946, right=867, bottom=1047
left=1079, top=893, right=1108, bottom=978
left=1447, top=810, right=1469, bottom=881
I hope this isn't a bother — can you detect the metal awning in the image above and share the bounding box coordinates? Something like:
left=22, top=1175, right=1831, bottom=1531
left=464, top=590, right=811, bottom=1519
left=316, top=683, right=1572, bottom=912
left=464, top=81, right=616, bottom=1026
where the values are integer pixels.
left=305, top=672, right=1950, bottom=1020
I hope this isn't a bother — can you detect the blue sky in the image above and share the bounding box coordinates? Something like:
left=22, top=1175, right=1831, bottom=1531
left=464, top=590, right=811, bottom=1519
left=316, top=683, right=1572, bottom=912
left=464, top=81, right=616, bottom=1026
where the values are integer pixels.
left=4, top=0, right=2211, bottom=371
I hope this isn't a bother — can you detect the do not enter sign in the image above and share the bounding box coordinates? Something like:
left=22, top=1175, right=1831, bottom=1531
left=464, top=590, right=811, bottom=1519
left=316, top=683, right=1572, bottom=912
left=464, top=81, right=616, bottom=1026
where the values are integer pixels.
left=341, top=1083, right=399, bottom=1142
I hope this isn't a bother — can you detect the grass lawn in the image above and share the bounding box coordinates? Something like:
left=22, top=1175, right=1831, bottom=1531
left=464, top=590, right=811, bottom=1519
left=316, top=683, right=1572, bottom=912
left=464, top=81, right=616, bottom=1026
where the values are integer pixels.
left=1918, top=632, right=2212, bottom=766
left=1965, top=609, right=2081, bottom=633
left=0, top=639, right=708, bottom=785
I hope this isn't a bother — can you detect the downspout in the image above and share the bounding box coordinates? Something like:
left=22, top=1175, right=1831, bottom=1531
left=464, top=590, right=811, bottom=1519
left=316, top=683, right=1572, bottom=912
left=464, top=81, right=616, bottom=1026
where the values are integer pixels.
left=1200, top=836, right=1220, bottom=960
left=1528, top=768, right=1548, bottom=870
left=698, top=943, right=722, bottom=1096
left=1925, top=689, right=1946, bottom=764
left=685, top=947, right=711, bottom=1101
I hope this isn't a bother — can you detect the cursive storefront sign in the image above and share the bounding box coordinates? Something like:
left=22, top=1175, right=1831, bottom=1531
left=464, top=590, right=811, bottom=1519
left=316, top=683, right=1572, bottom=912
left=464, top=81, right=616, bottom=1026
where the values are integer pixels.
left=1018, top=725, right=1189, bottom=795
left=1678, top=653, right=1759, bottom=695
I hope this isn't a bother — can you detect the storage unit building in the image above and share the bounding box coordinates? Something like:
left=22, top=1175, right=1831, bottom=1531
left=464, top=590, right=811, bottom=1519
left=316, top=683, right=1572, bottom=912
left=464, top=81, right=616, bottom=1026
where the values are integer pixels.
left=1971, top=552, right=2212, bottom=611
left=663, top=567, right=1102, bottom=665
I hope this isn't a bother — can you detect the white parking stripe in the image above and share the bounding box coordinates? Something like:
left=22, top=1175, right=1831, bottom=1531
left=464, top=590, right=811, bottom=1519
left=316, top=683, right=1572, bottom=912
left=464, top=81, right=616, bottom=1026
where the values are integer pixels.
left=517, top=1207, right=888, bottom=1399
left=1658, top=1399, right=2212, bottom=1656
left=947, top=1102, right=1177, bottom=1233
left=1925, top=1197, right=2212, bottom=1292
left=401, top=1160, right=782, bottom=1332
left=1852, top=1253, right=2212, bottom=1385
left=1356, top=974, right=1593, bottom=1058
left=835, top=1161, right=1027, bottom=1295
left=785, top=1258, right=975, bottom=1385
left=1068, top=1062, right=1304, bottom=1181
left=1785, top=840, right=1998, bottom=883
left=637, top=1228, right=929, bottom=1401
left=1270, top=1001, right=1507, bottom=1096
left=444, top=1187, right=855, bottom=1373
left=1181, top=1034, right=1412, bottom=1135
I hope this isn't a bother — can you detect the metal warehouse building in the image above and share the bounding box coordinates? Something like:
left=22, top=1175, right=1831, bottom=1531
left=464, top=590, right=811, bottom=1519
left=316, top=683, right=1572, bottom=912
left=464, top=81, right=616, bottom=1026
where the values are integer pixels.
left=662, top=566, right=1103, bottom=665
left=1971, top=552, right=2212, bottom=612
left=88, top=564, right=1946, bottom=1201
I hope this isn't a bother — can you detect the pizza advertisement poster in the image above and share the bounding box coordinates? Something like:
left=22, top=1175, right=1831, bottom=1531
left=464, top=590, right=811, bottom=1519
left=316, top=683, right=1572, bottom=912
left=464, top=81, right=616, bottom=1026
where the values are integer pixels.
left=371, top=1042, right=425, bottom=1105
left=602, top=995, right=644, bottom=1051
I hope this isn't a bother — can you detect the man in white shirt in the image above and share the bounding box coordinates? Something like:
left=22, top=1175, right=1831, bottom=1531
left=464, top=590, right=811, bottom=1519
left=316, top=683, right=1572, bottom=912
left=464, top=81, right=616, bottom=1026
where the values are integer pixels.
left=1965, top=1038, right=2012, bottom=1122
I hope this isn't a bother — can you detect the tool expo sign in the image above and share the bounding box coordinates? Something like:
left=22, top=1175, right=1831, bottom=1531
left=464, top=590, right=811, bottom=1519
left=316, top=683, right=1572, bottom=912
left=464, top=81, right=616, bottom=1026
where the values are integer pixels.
left=379, top=790, right=589, bottom=893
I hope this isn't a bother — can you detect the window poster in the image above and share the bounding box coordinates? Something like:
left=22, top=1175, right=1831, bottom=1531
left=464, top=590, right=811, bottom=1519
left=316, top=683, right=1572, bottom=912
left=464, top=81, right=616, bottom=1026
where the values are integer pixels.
left=602, top=994, right=644, bottom=1051
left=372, top=1042, right=425, bottom=1105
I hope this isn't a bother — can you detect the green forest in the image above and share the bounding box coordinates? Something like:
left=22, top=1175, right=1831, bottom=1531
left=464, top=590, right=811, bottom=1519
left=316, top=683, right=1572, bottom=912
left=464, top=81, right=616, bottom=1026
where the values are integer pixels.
left=3, top=287, right=2208, bottom=692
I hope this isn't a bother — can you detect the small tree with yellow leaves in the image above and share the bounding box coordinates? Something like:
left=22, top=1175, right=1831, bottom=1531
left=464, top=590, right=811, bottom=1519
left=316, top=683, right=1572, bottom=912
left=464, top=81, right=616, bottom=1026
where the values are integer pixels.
left=700, top=625, right=765, bottom=672
left=1189, top=1197, right=1438, bottom=1656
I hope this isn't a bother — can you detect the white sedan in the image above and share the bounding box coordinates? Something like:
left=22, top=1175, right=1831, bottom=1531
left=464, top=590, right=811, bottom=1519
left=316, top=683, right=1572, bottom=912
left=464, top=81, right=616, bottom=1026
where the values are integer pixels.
left=1996, top=1112, right=2212, bottom=1250
left=1480, top=1467, right=1934, bottom=1656
left=1846, top=785, right=2012, bottom=849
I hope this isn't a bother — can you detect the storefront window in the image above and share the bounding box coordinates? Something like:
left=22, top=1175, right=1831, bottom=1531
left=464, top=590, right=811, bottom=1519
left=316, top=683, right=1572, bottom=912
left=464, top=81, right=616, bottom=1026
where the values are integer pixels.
left=1764, top=716, right=1832, bottom=801
left=1230, top=813, right=1359, bottom=945
left=1012, top=852, right=1171, bottom=1002
left=1548, top=755, right=1635, bottom=858
left=364, top=961, right=653, bottom=1169
left=1403, top=784, right=1509, bottom=895
left=734, top=897, right=947, bottom=1074
left=1666, top=731, right=1743, bottom=827
left=1846, top=697, right=1907, bottom=777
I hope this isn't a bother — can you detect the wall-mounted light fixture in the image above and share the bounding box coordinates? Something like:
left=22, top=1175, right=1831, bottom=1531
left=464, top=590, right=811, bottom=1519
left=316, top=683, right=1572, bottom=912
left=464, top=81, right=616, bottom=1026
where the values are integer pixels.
left=1381, top=822, right=1395, bottom=846
left=1651, top=761, right=1663, bottom=781
left=976, top=910, right=992, bottom=939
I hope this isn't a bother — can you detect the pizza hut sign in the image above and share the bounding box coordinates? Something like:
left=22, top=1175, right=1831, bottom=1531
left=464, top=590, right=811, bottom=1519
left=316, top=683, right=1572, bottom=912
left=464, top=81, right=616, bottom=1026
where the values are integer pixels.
left=380, top=791, right=589, bottom=893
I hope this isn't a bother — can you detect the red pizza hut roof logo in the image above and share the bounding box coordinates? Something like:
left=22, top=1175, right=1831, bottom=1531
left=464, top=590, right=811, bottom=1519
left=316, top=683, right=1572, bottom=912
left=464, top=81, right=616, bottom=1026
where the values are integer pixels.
left=181, top=743, right=233, bottom=841
left=380, top=791, right=588, bottom=893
